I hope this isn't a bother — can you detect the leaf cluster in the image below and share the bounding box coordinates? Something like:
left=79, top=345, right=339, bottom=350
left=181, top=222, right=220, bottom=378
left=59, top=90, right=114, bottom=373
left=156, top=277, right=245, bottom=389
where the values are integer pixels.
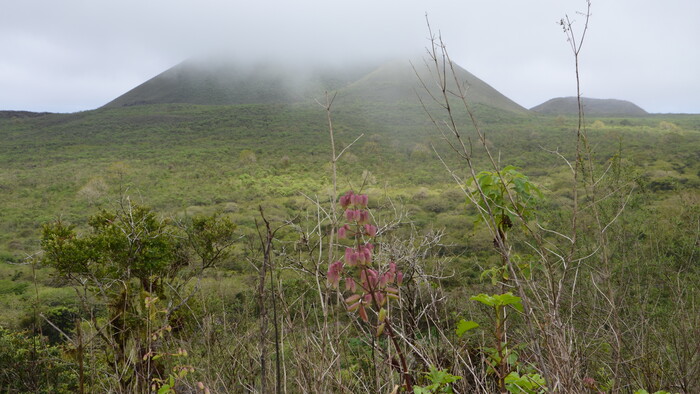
left=466, top=165, right=543, bottom=228
left=40, top=201, right=236, bottom=292
left=41, top=204, right=177, bottom=286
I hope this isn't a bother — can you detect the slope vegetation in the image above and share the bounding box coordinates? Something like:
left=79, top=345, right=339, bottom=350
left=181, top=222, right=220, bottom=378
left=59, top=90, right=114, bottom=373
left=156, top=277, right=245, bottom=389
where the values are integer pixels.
left=103, top=57, right=527, bottom=115
left=335, top=58, right=527, bottom=114
left=531, top=97, right=648, bottom=116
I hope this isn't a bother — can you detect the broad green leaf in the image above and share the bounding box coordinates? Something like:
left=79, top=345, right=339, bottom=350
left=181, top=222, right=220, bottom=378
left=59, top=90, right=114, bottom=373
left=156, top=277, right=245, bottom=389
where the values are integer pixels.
left=492, top=293, right=524, bottom=312
left=506, top=350, right=518, bottom=366
left=470, top=293, right=497, bottom=307
left=471, top=292, right=523, bottom=312
left=157, top=384, right=172, bottom=394
left=456, top=319, right=479, bottom=337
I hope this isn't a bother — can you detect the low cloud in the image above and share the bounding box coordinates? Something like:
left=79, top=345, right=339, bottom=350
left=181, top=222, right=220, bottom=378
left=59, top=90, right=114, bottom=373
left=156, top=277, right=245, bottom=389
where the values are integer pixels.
left=1, top=0, right=698, bottom=113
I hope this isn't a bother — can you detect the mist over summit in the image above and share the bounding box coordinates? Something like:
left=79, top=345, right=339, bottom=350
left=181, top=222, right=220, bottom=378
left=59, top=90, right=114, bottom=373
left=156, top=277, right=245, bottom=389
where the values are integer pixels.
left=102, top=55, right=527, bottom=114
left=102, top=56, right=376, bottom=108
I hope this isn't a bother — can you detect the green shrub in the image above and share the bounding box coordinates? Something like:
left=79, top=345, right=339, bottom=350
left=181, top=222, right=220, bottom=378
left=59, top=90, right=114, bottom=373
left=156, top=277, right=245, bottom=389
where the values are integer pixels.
left=0, top=327, right=77, bottom=392
left=0, top=279, right=29, bottom=295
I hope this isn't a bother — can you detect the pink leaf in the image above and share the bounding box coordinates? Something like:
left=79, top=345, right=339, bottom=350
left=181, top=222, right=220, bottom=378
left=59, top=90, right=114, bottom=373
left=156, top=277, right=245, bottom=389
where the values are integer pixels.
left=345, top=293, right=361, bottom=304
left=358, top=304, right=368, bottom=322
left=345, top=277, right=357, bottom=293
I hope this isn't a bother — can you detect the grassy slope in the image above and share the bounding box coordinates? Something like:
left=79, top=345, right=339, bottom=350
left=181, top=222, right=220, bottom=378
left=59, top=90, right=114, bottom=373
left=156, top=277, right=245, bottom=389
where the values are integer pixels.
left=1, top=97, right=699, bottom=329
left=1, top=102, right=698, bottom=254
left=336, top=59, right=528, bottom=114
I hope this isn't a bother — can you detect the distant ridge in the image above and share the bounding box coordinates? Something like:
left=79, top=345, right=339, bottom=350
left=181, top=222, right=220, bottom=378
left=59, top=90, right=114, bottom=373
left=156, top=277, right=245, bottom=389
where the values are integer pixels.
left=0, top=110, right=52, bottom=119
left=531, top=97, right=647, bottom=116
left=102, top=56, right=527, bottom=114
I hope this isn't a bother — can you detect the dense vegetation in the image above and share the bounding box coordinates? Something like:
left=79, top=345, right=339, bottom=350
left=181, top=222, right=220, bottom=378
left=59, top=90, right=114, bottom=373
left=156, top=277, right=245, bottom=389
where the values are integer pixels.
left=1, top=49, right=699, bottom=393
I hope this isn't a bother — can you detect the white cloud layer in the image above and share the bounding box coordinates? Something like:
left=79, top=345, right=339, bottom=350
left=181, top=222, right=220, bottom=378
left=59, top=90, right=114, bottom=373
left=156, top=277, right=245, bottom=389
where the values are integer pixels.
left=1, top=0, right=698, bottom=113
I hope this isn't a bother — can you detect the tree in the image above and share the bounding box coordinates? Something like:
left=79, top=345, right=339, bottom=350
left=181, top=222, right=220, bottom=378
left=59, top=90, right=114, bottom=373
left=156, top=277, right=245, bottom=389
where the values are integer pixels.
left=41, top=198, right=235, bottom=392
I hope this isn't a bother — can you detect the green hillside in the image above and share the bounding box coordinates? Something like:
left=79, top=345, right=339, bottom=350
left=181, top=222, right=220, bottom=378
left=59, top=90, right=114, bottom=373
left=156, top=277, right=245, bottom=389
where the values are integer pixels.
left=531, top=96, right=648, bottom=116
left=2, top=99, right=698, bottom=260
left=1, top=58, right=700, bottom=393
left=104, top=57, right=380, bottom=108
left=103, top=57, right=527, bottom=115
left=335, top=58, right=527, bottom=114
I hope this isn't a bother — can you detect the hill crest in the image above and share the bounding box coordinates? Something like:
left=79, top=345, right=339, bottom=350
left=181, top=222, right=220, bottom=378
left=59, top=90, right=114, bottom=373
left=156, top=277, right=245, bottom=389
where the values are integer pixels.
left=531, top=97, right=648, bottom=116
left=103, top=57, right=527, bottom=114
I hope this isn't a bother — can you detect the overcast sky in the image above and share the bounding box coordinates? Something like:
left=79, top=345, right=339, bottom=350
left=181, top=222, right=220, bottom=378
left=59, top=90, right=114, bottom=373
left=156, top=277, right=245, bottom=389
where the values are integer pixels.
left=1, top=0, right=698, bottom=114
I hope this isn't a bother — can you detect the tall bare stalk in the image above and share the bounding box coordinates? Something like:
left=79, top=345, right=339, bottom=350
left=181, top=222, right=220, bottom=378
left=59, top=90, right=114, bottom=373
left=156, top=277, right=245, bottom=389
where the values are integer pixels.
left=413, top=3, right=638, bottom=390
